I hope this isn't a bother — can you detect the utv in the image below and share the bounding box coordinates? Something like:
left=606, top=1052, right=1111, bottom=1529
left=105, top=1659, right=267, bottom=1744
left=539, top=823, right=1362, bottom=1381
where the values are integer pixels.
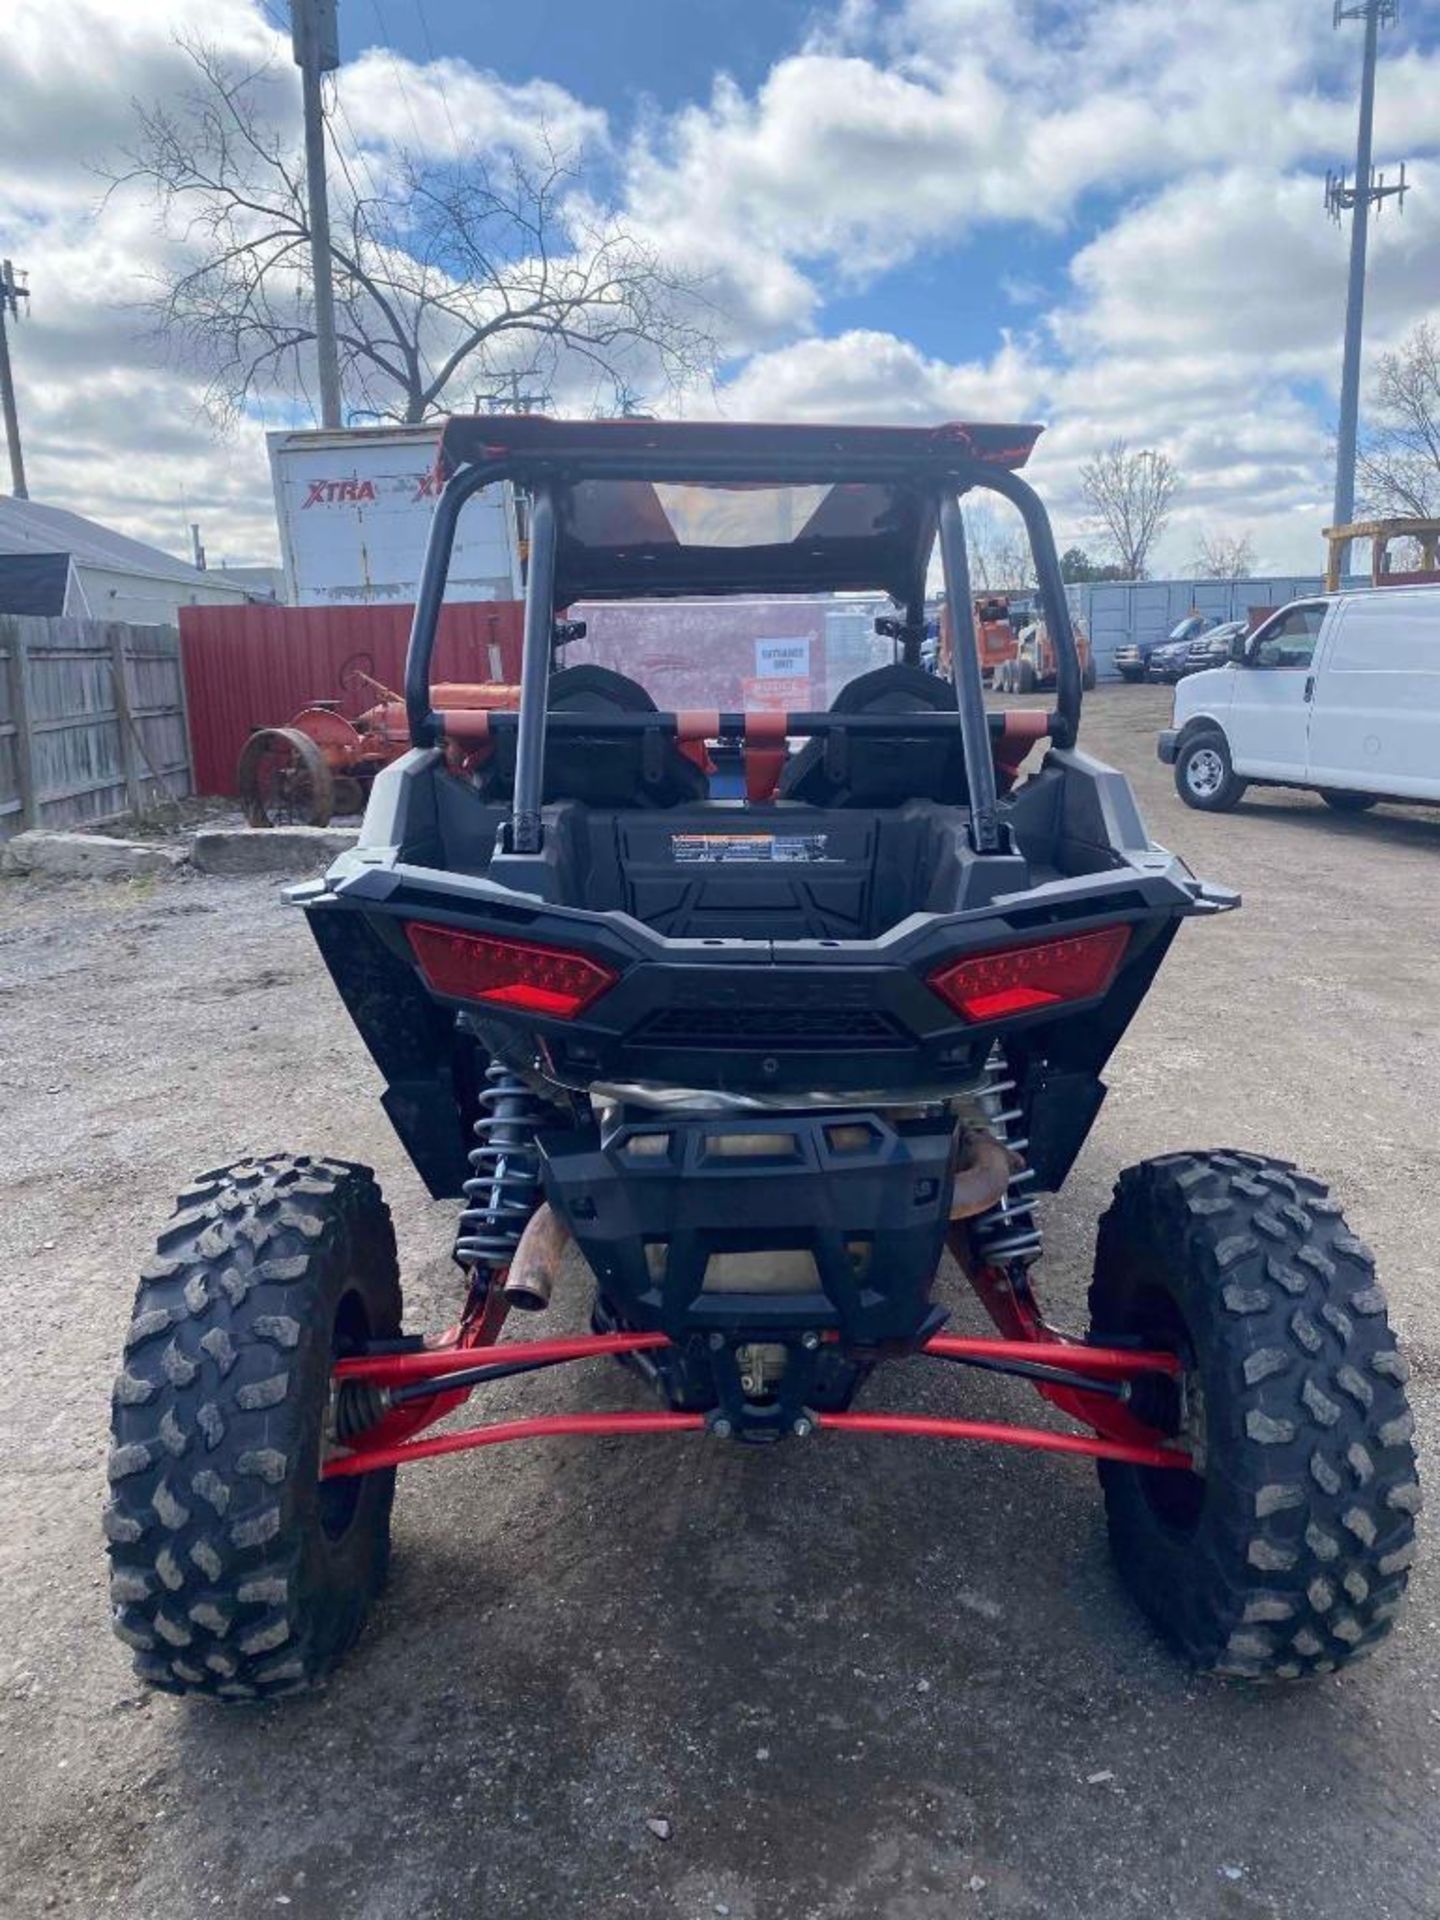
left=106, top=417, right=1418, bottom=1700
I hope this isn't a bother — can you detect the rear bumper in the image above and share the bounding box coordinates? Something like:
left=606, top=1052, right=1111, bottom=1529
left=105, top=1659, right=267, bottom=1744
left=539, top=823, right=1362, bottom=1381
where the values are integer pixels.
left=1157, top=729, right=1178, bottom=765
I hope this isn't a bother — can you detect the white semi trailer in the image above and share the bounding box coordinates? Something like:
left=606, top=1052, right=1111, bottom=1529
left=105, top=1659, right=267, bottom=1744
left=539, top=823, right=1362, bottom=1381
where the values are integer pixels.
left=267, top=424, right=523, bottom=607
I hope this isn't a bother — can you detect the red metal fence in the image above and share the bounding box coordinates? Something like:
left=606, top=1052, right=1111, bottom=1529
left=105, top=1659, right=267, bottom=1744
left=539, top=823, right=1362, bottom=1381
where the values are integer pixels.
left=179, top=601, right=523, bottom=797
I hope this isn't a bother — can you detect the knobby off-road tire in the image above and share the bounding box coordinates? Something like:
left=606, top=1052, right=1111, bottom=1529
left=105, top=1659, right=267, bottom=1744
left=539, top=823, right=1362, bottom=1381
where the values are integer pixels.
left=1090, top=1152, right=1419, bottom=1680
left=106, top=1156, right=402, bottom=1701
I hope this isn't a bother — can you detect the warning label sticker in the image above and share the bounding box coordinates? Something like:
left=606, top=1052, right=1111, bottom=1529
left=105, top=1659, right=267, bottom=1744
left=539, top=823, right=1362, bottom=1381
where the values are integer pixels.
left=670, top=832, right=835, bottom=865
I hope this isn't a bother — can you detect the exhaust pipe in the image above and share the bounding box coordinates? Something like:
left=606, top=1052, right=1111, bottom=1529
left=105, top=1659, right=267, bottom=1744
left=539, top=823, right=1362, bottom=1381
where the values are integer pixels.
left=949, top=1128, right=1018, bottom=1221
left=502, top=1203, right=572, bottom=1311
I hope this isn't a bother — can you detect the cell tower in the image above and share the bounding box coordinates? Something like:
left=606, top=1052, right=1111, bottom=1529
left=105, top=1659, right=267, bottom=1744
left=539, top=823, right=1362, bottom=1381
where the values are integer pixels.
left=1325, top=0, right=1409, bottom=550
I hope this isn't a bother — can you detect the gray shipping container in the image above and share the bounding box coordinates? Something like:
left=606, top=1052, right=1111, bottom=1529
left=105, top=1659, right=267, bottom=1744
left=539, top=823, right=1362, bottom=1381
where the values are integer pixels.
left=1069, top=576, right=1366, bottom=679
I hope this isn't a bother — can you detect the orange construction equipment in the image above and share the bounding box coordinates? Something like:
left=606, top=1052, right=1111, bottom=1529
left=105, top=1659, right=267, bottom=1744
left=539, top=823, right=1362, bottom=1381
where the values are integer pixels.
left=996, top=615, right=1096, bottom=695
left=938, top=593, right=1024, bottom=686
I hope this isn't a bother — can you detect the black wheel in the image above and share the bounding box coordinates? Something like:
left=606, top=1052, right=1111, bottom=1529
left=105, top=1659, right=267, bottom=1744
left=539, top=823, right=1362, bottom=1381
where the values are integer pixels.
left=1089, top=1151, right=1419, bottom=1680
left=106, top=1155, right=401, bottom=1701
left=1321, top=790, right=1379, bottom=814
left=1082, top=658, right=1098, bottom=691
left=330, top=773, right=366, bottom=817
left=1118, top=667, right=1144, bottom=684
left=1015, top=658, right=1038, bottom=695
left=1173, top=728, right=1246, bottom=812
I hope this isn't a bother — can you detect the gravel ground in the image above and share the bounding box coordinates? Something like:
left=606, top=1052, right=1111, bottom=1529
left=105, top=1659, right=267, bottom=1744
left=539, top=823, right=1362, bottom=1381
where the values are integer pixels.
left=1, top=683, right=1437, bottom=1920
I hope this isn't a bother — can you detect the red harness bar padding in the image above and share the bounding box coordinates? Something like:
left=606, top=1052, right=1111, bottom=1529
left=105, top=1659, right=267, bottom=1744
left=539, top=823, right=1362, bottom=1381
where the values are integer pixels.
left=744, top=710, right=789, bottom=801
left=432, top=705, right=1048, bottom=799
left=993, top=710, right=1049, bottom=788
left=673, top=709, right=720, bottom=777
left=437, top=708, right=492, bottom=745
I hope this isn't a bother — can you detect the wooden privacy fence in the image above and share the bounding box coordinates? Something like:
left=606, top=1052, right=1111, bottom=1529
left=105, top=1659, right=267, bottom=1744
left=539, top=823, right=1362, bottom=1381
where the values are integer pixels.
left=0, top=616, right=193, bottom=838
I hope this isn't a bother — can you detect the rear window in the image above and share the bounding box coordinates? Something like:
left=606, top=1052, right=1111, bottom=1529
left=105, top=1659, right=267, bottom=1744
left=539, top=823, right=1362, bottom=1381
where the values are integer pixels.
left=567, top=595, right=899, bottom=710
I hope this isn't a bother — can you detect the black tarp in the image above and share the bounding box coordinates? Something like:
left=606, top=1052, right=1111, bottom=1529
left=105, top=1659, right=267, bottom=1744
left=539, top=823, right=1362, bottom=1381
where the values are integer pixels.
left=0, top=551, right=69, bottom=616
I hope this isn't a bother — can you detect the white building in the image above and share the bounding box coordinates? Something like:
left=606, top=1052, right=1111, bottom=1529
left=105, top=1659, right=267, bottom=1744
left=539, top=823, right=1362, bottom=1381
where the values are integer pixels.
left=0, top=496, right=255, bottom=626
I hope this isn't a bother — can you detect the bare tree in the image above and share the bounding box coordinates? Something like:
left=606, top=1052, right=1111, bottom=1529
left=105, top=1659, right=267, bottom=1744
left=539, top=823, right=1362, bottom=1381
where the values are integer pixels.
left=1079, top=440, right=1179, bottom=579
left=963, top=500, right=1033, bottom=591
left=1356, top=321, right=1440, bottom=519
left=109, top=38, right=719, bottom=426
left=1191, top=529, right=1256, bottom=579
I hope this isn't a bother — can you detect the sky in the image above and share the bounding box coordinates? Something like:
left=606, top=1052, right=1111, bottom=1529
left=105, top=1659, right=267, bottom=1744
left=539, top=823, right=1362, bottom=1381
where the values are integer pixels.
left=2, top=0, right=1439, bottom=574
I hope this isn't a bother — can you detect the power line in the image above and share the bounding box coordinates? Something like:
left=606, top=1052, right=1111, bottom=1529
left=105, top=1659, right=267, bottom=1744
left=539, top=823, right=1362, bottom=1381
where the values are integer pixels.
left=413, top=0, right=465, bottom=158
left=369, top=0, right=429, bottom=155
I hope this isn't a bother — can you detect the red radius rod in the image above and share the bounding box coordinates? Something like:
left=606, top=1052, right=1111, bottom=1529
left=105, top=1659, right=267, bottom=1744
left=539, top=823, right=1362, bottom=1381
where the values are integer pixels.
left=331, top=1330, right=1183, bottom=1388
left=324, top=1329, right=1192, bottom=1479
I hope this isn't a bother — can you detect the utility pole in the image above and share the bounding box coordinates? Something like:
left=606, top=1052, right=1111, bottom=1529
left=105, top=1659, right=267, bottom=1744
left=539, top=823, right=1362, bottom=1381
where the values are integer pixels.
left=291, top=0, right=343, bottom=429
left=0, top=259, right=30, bottom=499
left=1326, top=0, right=1409, bottom=561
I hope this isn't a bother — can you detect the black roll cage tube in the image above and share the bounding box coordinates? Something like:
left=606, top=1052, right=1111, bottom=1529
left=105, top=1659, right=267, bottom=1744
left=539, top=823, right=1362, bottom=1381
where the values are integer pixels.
left=403, top=452, right=1082, bottom=859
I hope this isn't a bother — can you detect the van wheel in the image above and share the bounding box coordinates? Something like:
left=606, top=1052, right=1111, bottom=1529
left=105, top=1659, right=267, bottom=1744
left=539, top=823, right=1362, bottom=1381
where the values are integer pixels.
left=1174, top=730, right=1246, bottom=812
left=1321, top=791, right=1378, bottom=814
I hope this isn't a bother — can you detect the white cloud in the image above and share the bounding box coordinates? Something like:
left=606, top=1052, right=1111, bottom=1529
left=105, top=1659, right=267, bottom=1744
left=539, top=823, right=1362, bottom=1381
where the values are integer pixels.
left=1, top=0, right=1438, bottom=575
left=337, top=51, right=607, bottom=164
left=717, top=329, right=1043, bottom=425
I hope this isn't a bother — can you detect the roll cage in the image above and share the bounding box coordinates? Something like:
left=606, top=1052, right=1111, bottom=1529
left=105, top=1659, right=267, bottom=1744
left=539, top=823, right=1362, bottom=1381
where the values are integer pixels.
left=401, top=416, right=1085, bottom=858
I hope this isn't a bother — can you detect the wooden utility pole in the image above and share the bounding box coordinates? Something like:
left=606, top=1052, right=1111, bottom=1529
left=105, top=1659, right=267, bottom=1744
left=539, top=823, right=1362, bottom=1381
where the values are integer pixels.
left=290, top=0, right=343, bottom=428
left=0, top=260, right=30, bottom=498
left=1325, top=1, right=1409, bottom=565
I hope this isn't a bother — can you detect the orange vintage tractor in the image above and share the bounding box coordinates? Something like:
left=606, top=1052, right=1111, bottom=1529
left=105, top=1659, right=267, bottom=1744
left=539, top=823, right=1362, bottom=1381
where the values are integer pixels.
left=237, top=677, right=519, bottom=827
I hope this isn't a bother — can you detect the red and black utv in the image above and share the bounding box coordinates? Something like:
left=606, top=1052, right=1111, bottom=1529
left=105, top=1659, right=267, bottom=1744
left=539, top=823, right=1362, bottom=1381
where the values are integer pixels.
left=107, top=418, right=1418, bottom=1700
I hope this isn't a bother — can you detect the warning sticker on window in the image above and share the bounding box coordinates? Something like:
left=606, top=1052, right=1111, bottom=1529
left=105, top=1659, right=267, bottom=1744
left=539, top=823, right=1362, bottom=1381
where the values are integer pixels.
left=670, top=832, right=835, bottom=865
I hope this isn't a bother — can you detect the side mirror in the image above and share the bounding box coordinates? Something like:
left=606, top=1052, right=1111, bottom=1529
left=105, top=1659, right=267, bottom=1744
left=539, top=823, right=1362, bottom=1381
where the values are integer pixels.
left=1229, top=631, right=1247, bottom=663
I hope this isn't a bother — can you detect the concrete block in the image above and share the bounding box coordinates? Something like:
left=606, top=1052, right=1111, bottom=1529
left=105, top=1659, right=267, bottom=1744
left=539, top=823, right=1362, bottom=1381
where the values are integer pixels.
left=1, top=831, right=188, bottom=880
left=190, top=826, right=361, bottom=875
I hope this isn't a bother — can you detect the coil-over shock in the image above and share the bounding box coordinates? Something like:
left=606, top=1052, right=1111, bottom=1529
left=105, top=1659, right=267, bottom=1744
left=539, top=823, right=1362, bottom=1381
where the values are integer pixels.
left=970, top=1044, right=1042, bottom=1266
left=455, top=1060, right=546, bottom=1285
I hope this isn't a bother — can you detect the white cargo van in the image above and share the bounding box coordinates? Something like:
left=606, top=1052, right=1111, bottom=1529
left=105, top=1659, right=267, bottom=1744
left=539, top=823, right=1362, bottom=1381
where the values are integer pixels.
left=1158, top=585, right=1440, bottom=813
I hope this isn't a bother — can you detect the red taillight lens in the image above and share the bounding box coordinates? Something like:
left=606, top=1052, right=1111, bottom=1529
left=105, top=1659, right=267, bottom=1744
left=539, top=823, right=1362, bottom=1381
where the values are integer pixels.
left=928, top=925, right=1130, bottom=1024
left=406, top=923, right=617, bottom=1018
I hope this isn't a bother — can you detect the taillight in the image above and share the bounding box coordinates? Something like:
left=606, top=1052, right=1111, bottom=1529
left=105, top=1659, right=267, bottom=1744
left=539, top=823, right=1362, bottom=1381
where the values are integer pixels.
left=406, top=922, right=617, bottom=1018
left=928, top=924, right=1130, bottom=1023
